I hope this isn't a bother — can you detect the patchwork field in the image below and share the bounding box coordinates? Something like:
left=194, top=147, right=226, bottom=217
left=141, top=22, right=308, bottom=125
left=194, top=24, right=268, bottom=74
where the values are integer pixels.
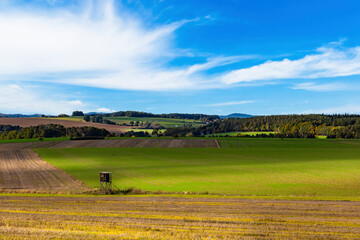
left=0, top=138, right=359, bottom=239
left=35, top=139, right=360, bottom=197
left=104, top=116, right=203, bottom=128
left=0, top=195, right=359, bottom=239
left=0, top=118, right=128, bottom=134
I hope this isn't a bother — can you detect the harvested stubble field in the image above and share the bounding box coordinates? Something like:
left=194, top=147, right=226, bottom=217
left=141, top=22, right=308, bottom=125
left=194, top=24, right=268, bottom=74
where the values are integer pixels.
left=0, top=195, right=359, bottom=239
left=0, top=150, right=87, bottom=193
left=0, top=118, right=128, bottom=134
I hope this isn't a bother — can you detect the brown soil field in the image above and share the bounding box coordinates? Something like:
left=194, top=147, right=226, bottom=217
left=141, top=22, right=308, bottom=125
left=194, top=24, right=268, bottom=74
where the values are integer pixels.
left=0, top=195, right=359, bottom=239
left=0, top=150, right=87, bottom=193
left=0, top=139, right=218, bottom=151
left=0, top=118, right=128, bottom=134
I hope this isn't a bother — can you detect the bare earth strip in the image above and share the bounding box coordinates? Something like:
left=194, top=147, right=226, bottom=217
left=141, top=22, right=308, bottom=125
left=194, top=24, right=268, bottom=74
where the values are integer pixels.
left=0, top=139, right=218, bottom=151
left=0, top=118, right=128, bottom=134
left=0, top=150, right=88, bottom=193
left=0, top=195, right=359, bottom=239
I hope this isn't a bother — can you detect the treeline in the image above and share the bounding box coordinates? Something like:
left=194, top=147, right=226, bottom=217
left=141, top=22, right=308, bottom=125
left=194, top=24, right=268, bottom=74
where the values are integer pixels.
left=0, top=125, right=20, bottom=132
left=103, top=111, right=219, bottom=121
left=163, top=114, right=360, bottom=138
left=83, top=115, right=116, bottom=125
left=0, top=124, right=110, bottom=140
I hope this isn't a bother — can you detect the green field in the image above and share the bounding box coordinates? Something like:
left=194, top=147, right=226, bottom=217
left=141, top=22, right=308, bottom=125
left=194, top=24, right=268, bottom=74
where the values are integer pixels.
left=105, top=116, right=203, bottom=128
left=35, top=139, right=360, bottom=198
left=46, top=116, right=203, bottom=128
left=40, top=116, right=85, bottom=121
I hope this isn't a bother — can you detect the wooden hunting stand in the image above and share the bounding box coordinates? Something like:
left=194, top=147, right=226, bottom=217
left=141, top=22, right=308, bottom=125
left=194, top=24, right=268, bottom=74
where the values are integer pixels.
left=100, top=172, right=113, bottom=194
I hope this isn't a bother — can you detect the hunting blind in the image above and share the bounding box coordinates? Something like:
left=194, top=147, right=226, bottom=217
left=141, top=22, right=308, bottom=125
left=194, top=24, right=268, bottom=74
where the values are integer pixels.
left=100, top=172, right=111, bottom=183
left=99, top=172, right=113, bottom=194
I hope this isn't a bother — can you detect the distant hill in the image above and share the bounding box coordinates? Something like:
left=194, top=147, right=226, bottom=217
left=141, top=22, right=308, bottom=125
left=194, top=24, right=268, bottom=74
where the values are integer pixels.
left=85, top=112, right=109, bottom=115
left=220, top=113, right=253, bottom=119
left=0, top=113, right=43, bottom=118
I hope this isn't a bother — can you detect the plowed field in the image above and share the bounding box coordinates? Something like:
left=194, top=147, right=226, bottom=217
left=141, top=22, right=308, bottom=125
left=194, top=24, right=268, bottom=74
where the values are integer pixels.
left=0, top=195, right=359, bottom=239
left=0, top=118, right=128, bottom=134
left=0, top=149, right=87, bottom=193
left=0, top=139, right=218, bottom=151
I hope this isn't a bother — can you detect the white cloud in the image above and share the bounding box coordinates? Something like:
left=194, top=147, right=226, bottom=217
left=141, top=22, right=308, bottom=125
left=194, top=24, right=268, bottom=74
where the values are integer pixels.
left=201, top=100, right=255, bottom=107
left=0, top=0, right=251, bottom=91
left=291, top=82, right=348, bottom=92
left=0, top=1, right=174, bottom=74
left=67, top=100, right=83, bottom=106
left=96, top=108, right=115, bottom=113
left=221, top=44, right=360, bottom=84
left=0, top=84, right=86, bottom=115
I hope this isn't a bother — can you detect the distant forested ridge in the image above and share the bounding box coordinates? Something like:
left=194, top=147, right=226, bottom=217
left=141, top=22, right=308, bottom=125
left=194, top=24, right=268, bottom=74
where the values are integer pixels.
left=220, top=113, right=253, bottom=119
left=102, top=111, right=220, bottom=121
left=0, top=124, right=110, bottom=140
left=165, top=114, right=360, bottom=138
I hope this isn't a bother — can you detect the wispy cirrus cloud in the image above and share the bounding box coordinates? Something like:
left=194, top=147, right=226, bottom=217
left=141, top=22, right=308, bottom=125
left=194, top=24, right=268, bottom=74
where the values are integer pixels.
left=0, top=0, right=253, bottom=91
left=2, top=0, right=358, bottom=93
left=0, top=84, right=84, bottom=114
left=200, top=100, right=255, bottom=107
left=221, top=43, right=360, bottom=84
left=96, top=108, right=116, bottom=113
left=291, top=82, right=348, bottom=92
left=0, top=84, right=113, bottom=115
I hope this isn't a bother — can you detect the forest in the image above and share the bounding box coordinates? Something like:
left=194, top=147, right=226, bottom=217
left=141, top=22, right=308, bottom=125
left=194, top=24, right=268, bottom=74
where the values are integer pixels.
left=164, top=114, right=360, bottom=138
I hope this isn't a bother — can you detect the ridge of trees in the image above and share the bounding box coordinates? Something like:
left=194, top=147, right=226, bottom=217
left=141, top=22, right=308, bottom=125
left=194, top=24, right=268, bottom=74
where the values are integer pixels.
left=164, top=114, right=360, bottom=138
left=83, top=115, right=117, bottom=125
left=102, top=111, right=219, bottom=121
left=0, top=124, right=110, bottom=140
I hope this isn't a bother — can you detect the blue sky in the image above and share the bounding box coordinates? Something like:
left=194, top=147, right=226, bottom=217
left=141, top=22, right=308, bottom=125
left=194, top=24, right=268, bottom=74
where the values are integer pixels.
left=1, top=0, right=360, bottom=115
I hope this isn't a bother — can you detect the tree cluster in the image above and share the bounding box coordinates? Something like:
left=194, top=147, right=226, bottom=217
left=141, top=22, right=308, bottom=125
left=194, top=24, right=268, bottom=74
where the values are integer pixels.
left=83, top=115, right=116, bottom=125
left=0, top=125, right=20, bottom=132
left=119, top=130, right=150, bottom=137
left=167, top=114, right=360, bottom=138
left=72, top=111, right=85, bottom=117
left=0, top=124, right=110, bottom=140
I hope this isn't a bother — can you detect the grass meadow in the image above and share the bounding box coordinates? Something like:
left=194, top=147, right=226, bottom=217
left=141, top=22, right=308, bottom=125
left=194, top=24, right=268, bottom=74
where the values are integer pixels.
left=104, top=116, right=203, bottom=128
left=35, top=139, right=360, bottom=198
left=40, top=116, right=85, bottom=121
left=44, top=116, right=202, bottom=128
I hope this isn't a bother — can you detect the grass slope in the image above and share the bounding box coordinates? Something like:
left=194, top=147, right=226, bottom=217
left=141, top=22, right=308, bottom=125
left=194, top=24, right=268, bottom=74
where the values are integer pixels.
left=104, top=116, right=203, bottom=128
left=40, top=116, right=85, bottom=122
left=35, top=139, right=360, bottom=197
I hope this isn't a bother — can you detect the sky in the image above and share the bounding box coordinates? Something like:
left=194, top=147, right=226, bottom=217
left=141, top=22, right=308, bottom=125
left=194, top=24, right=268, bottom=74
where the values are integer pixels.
left=1, top=0, right=360, bottom=115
